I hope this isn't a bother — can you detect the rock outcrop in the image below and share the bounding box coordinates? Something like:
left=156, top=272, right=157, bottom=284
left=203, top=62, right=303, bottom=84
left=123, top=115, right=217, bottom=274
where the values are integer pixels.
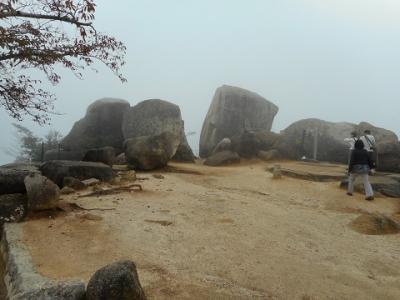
left=24, top=174, right=60, bottom=211
left=124, top=132, right=180, bottom=170
left=44, top=149, right=84, bottom=162
left=40, top=161, right=113, bottom=187
left=86, top=260, right=146, bottom=300
left=200, top=85, right=278, bottom=157
left=62, top=98, right=130, bottom=152
left=122, top=99, right=194, bottom=162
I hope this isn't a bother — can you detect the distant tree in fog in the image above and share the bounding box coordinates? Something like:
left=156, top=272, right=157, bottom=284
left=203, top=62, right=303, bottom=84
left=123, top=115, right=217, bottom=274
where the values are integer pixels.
left=5, top=123, right=63, bottom=162
left=0, top=0, right=126, bottom=125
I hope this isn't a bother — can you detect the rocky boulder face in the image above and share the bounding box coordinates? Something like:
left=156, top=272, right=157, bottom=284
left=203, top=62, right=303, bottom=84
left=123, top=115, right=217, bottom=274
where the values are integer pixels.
left=276, top=119, right=400, bottom=172
left=213, top=138, right=232, bottom=154
left=40, top=161, right=113, bottom=187
left=62, top=98, right=130, bottom=153
left=24, top=173, right=60, bottom=211
left=204, top=151, right=240, bottom=166
left=83, top=146, right=116, bottom=166
left=86, top=260, right=146, bottom=300
left=200, top=85, right=279, bottom=158
left=124, top=132, right=180, bottom=170
left=122, top=99, right=194, bottom=161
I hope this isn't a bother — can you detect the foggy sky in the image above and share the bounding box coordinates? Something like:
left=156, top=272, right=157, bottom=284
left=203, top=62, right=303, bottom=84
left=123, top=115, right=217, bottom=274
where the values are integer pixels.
left=1, top=0, right=400, bottom=164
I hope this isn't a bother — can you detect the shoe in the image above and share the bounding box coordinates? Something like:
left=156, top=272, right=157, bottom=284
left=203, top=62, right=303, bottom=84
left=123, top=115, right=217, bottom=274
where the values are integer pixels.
left=365, top=196, right=374, bottom=201
left=347, top=192, right=353, bottom=196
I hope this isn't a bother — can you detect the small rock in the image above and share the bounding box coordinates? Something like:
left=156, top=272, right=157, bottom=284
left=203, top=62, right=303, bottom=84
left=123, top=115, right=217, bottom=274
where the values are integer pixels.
left=60, top=186, right=76, bottom=195
left=63, top=177, right=85, bottom=190
left=86, top=260, right=146, bottom=300
left=121, top=170, right=137, bottom=182
left=152, top=174, right=164, bottom=179
left=82, top=178, right=101, bottom=187
left=80, top=213, right=103, bottom=221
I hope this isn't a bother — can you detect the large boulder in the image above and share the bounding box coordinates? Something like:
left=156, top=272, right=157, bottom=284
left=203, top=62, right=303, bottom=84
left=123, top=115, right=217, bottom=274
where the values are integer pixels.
left=86, top=260, right=146, bottom=300
left=200, top=85, right=279, bottom=157
left=44, top=149, right=84, bottom=162
left=172, top=137, right=196, bottom=163
left=83, top=146, right=116, bottom=166
left=276, top=119, right=400, bottom=172
left=40, top=161, right=113, bottom=187
left=204, top=151, right=240, bottom=166
left=122, top=99, right=194, bottom=160
left=124, top=132, right=179, bottom=170
left=0, top=194, right=27, bottom=224
left=24, top=173, right=60, bottom=211
left=62, top=98, right=130, bottom=152
left=0, top=168, right=35, bottom=195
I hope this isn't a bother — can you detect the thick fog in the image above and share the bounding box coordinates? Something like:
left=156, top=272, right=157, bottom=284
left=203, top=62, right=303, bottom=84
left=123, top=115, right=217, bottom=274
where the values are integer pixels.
left=1, top=0, right=400, bottom=164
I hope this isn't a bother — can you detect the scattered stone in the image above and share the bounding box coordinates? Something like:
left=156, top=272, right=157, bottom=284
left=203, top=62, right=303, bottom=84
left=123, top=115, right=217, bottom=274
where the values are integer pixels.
left=63, top=177, right=85, bottom=190
left=152, top=174, right=165, bottom=179
left=200, top=85, right=279, bottom=157
left=0, top=194, right=27, bottom=224
left=83, top=146, right=116, bottom=166
left=86, top=260, right=146, bottom=300
left=24, top=173, right=60, bottom=211
left=83, top=178, right=101, bottom=187
left=124, top=132, right=180, bottom=170
left=62, top=98, right=130, bottom=152
left=204, top=151, right=240, bottom=166
left=60, top=186, right=75, bottom=195
left=258, top=149, right=280, bottom=161
left=121, top=170, right=137, bottom=182
left=350, top=213, right=400, bottom=235
left=145, top=220, right=173, bottom=226
left=40, top=160, right=113, bottom=187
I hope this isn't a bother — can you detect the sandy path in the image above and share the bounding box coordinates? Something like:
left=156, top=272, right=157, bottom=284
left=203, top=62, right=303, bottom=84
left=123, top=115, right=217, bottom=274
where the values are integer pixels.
left=22, top=161, right=400, bottom=299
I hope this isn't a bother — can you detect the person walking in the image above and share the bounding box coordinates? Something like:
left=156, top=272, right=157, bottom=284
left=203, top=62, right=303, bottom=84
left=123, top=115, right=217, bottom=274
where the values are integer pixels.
left=360, top=129, right=377, bottom=169
left=347, top=139, right=375, bottom=200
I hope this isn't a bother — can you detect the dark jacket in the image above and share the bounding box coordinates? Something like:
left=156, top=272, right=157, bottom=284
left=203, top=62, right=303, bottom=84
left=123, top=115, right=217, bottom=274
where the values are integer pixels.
left=348, top=149, right=375, bottom=172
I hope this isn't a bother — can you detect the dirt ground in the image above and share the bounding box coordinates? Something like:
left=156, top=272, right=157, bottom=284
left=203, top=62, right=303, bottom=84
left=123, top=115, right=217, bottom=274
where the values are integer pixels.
left=21, top=160, right=400, bottom=299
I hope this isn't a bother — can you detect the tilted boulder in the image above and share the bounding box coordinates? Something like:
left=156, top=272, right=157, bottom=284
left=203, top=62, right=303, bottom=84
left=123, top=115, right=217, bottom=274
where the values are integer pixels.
left=124, top=132, right=180, bottom=170
left=62, top=98, right=130, bottom=152
left=40, top=161, right=113, bottom=187
left=83, top=146, right=116, bottom=166
left=24, top=173, right=60, bottom=211
left=204, top=151, right=240, bottom=166
left=200, top=85, right=278, bottom=157
left=86, top=260, right=146, bottom=300
left=122, top=99, right=194, bottom=161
